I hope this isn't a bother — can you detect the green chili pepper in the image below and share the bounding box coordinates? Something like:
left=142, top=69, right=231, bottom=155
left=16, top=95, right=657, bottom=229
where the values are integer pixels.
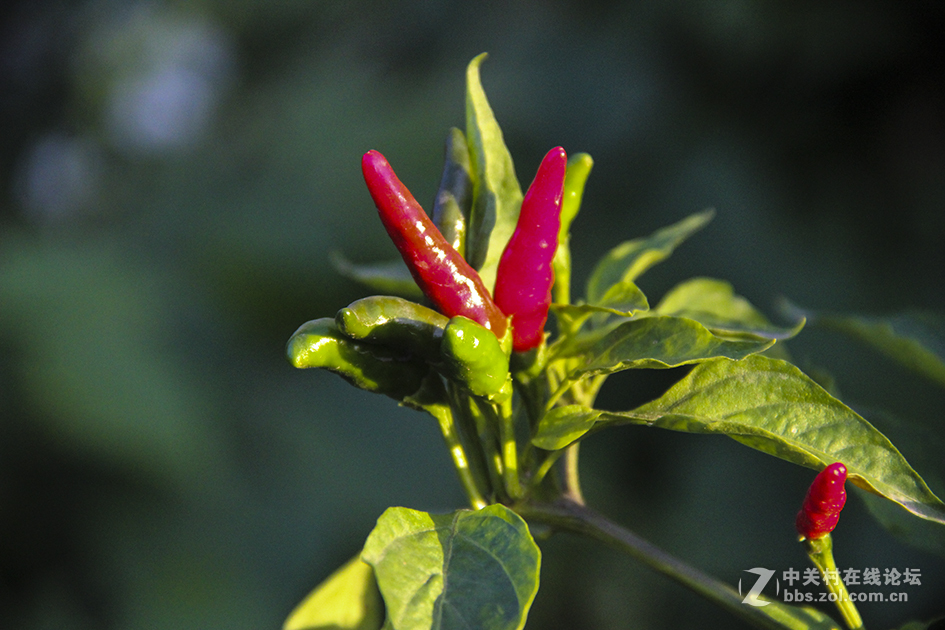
left=552, top=153, right=593, bottom=306
left=441, top=316, right=512, bottom=402
left=559, top=153, right=593, bottom=241
left=431, top=128, right=473, bottom=256
left=287, top=318, right=427, bottom=400
left=795, top=462, right=847, bottom=540
left=336, top=296, right=449, bottom=362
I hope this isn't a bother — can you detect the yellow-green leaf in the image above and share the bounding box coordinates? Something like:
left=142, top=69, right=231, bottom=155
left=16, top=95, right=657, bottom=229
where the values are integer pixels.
left=464, top=53, right=523, bottom=291
left=284, top=555, right=382, bottom=630
left=655, top=277, right=803, bottom=341
left=535, top=355, right=945, bottom=525
left=586, top=210, right=714, bottom=304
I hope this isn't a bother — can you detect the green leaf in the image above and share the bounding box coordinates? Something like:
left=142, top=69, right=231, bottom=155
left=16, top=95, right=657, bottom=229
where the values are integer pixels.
left=533, top=404, right=604, bottom=451
left=534, top=355, right=945, bottom=525
left=796, top=307, right=945, bottom=387
left=548, top=282, right=649, bottom=351
left=550, top=281, right=649, bottom=321
left=586, top=210, right=714, bottom=304
left=592, top=279, right=651, bottom=317
left=859, top=490, right=945, bottom=559
left=465, top=53, right=524, bottom=291
left=331, top=252, right=423, bottom=299
left=284, top=555, right=383, bottom=630
left=850, top=406, right=945, bottom=556
left=560, top=316, right=774, bottom=376
left=362, top=504, right=541, bottom=630
left=655, top=278, right=804, bottom=341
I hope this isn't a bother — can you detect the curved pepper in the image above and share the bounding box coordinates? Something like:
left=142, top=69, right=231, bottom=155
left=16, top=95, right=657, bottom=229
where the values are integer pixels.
left=431, top=128, right=473, bottom=256
left=287, top=318, right=427, bottom=400
left=795, top=462, right=848, bottom=540
left=493, top=146, right=567, bottom=352
left=441, top=316, right=512, bottom=402
left=361, top=150, right=507, bottom=337
left=336, top=296, right=449, bottom=362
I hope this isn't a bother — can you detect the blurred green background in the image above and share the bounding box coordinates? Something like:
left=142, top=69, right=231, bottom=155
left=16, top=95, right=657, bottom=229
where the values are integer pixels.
left=2, top=1, right=944, bottom=629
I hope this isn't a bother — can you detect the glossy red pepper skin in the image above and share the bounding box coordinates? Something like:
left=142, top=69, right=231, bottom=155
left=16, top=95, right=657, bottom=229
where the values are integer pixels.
left=494, top=147, right=567, bottom=352
left=361, top=150, right=507, bottom=337
left=795, top=462, right=848, bottom=540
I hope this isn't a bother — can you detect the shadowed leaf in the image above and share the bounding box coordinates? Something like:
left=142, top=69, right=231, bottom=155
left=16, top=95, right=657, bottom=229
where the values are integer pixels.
left=362, top=504, right=540, bottom=630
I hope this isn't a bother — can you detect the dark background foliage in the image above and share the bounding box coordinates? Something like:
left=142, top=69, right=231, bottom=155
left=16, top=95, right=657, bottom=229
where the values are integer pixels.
left=1, top=1, right=944, bottom=629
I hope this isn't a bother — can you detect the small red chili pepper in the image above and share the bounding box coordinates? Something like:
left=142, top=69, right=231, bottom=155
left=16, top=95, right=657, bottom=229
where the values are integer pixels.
left=494, top=147, right=567, bottom=352
left=361, top=150, right=507, bottom=337
left=795, top=462, right=848, bottom=540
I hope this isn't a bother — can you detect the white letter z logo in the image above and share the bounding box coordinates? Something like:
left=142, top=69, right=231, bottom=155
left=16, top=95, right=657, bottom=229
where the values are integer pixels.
left=741, top=568, right=775, bottom=607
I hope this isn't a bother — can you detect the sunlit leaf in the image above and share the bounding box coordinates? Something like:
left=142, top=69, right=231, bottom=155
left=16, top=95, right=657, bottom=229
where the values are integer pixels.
left=550, top=280, right=649, bottom=322
left=559, top=316, right=773, bottom=376
left=465, top=53, right=523, bottom=291
left=532, top=405, right=603, bottom=451
left=534, top=356, right=945, bottom=525
left=331, top=253, right=422, bottom=299
left=284, top=555, right=382, bottom=630
left=362, top=504, right=541, bottom=630
left=655, top=277, right=803, bottom=341
left=851, top=407, right=945, bottom=556
left=586, top=210, right=714, bottom=304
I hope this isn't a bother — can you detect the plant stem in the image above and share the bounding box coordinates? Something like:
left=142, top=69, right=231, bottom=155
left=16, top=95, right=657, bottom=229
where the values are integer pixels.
left=426, top=403, right=488, bottom=510
left=529, top=450, right=565, bottom=492
left=478, top=398, right=522, bottom=500
left=451, top=386, right=504, bottom=501
left=544, top=377, right=574, bottom=412
left=517, top=500, right=840, bottom=630
left=804, top=535, right=864, bottom=629
left=561, top=443, right=585, bottom=504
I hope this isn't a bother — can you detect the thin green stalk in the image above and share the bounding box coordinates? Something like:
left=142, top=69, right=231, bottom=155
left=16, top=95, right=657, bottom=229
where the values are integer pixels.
left=561, top=443, right=585, bottom=504
left=476, top=398, right=522, bottom=500
left=451, top=386, right=504, bottom=501
left=426, top=402, right=487, bottom=510
left=529, top=449, right=565, bottom=493
left=804, top=535, right=864, bottom=629
left=517, top=500, right=842, bottom=630
left=544, top=376, right=575, bottom=412
left=447, top=383, right=494, bottom=502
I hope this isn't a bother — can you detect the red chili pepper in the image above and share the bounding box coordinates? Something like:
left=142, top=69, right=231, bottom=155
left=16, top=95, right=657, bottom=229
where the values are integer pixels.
left=361, top=150, right=507, bottom=337
left=795, top=462, right=848, bottom=540
left=494, top=147, right=567, bottom=352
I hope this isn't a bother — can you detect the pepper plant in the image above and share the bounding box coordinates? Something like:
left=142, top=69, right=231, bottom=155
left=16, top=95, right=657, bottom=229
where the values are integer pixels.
left=283, top=54, right=945, bottom=630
